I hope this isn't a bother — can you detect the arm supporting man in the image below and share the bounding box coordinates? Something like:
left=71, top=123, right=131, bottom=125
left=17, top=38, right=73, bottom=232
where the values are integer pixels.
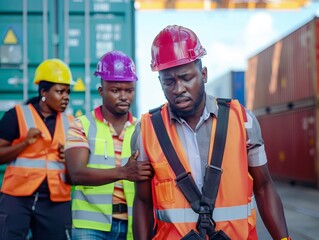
left=66, top=147, right=151, bottom=186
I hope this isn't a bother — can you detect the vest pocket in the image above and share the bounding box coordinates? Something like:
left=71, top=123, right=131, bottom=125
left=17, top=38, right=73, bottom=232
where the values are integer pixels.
left=153, top=161, right=175, bottom=204
left=153, top=161, right=171, bottom=181
left=48, top=171, right=72, bottom=200
left=155, top=180, right=175, bottom=205
left=2, top=168, right=41, bottom=196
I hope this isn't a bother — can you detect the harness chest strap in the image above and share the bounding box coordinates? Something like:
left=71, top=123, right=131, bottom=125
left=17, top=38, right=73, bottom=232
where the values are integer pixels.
left=150, top=98, right=231, bottom=239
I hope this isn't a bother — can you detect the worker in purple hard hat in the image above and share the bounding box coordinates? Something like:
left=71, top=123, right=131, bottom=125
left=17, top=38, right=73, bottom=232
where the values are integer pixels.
left=65, top=50, right=152, bottom=239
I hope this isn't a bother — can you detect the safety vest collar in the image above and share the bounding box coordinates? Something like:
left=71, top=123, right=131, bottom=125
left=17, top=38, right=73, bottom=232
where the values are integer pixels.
left=93, top=106, right=135, bottom=125
left=19, top=104, right=70, bottom=140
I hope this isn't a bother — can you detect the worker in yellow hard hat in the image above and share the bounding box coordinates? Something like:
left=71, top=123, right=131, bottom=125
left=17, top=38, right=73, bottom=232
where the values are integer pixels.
left=0, top=58, right=74, bottom=240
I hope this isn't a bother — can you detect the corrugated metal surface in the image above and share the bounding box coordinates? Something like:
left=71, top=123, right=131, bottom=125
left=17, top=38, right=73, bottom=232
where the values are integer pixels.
left=258, top=106, right=317, bottom=185
left=245, top=16, right=319, bottom=187
left=0, top=0, right=136, bottom=185
left=206, top=70, right=245, bottom=106
left=0, top=0, right=136, bottom=118
left=246, top=17, right=317, bottom=111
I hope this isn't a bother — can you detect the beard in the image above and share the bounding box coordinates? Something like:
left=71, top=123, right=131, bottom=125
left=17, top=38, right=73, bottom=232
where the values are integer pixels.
left=168, top=88, right=205, bottom=118
left=115, top=106, right=130, bottom=116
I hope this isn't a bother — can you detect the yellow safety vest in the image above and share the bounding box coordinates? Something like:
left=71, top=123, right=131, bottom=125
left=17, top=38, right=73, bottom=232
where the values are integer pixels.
left=72, top=111, right=135, bottom=239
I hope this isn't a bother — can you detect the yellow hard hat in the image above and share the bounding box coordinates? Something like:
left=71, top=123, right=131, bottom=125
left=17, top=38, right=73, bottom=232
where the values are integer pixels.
left=34, top=58, right=73, bottom=85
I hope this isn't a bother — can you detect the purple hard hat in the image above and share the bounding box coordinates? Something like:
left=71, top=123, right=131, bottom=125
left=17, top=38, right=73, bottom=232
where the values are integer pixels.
left=94, top=50, right=138, bottom=81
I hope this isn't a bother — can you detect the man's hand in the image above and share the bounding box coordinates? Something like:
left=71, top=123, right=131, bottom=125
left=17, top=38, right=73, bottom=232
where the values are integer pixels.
left=123, top=150, right=153, bottom=181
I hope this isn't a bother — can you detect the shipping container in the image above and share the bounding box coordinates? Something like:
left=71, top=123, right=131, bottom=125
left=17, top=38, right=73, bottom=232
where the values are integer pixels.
left=206, top=70, right=245, bottom=106
left=0, top=0, right=136, bottom=186
left=246, top=17, right=317, bottom=111
left=245, top=16, right=319, bottom=187
left=258, top=106, right=318, bottom=187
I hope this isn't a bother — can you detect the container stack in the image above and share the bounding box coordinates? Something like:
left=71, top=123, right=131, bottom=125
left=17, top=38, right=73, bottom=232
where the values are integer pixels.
left=246, top=16, right=319, bottom=187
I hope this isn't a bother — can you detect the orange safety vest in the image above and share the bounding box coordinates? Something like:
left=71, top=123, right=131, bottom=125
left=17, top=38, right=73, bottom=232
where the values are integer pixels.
left=141, top=100, right=258, bottom=240
left=1, top=104, right=73, bottom=202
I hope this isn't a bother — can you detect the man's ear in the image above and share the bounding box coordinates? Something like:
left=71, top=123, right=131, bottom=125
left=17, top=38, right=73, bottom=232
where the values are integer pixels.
left=98, top=85, right=103, bottom=97
left=158, top=75, right=164, bottom=91
left=202, top=66, right=207, bottom=83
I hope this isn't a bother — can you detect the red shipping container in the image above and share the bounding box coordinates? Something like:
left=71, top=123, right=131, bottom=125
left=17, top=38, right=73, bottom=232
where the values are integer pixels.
left=246, top=17, right=318, bottom=111
left=257, top=106, right=318, bottom=186
left=246, top=17, right=319, bottom=187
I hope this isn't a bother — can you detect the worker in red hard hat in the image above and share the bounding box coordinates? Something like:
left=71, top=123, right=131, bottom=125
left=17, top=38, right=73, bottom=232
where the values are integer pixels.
left=65, top=50, right=153, bottom=240
left=132, top=25, right=292, bottom=240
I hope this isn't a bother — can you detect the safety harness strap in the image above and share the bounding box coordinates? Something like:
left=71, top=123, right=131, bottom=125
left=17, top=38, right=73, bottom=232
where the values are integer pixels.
left=150, top=98, right=231, bottom=240
left=201, top=98, right=230, bottom=210
left=150, top=108, right=202, bottom=212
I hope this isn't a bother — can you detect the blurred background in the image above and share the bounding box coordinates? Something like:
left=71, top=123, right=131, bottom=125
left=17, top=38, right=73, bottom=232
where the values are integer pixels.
left=1, top=0, right=319, bottom=239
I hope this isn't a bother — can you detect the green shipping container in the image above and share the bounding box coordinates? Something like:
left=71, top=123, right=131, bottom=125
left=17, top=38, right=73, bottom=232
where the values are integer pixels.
left=0, top=0, right=136, bottom=186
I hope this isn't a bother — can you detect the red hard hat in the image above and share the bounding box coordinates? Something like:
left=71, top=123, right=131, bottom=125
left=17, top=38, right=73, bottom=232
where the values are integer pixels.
left=150, top=25, right=206, bottom=71
left=94, top=50, right=138, bottom=81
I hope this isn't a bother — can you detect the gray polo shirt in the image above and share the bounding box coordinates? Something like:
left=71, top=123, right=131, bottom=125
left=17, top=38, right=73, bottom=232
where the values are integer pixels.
left=131, top=95, right=267, bottom=191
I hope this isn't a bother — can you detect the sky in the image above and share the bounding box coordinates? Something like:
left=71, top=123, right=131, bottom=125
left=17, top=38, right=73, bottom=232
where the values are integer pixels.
left=134, top=2, right=319, bottom=117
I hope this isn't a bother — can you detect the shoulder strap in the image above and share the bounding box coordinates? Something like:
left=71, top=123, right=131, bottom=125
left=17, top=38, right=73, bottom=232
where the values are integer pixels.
left=150, top=108, right=202, bottom=212
left=210, top=98, right=231, bottom=168
left=150, top=98, right=231, bottom=213
left=201, top=98, right=231, bottom=211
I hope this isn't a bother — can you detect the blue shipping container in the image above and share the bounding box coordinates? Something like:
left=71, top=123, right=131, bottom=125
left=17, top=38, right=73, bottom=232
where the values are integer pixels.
left=206, top=70, right=245, bottom=106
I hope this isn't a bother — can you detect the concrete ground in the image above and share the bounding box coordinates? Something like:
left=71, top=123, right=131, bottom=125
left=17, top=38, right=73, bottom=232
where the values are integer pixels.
left=256, top=181, right=319, bottom=240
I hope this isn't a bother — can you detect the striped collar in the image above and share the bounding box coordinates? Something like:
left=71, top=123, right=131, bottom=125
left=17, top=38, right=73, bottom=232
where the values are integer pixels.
left=93, top=106, right=134, bottom=124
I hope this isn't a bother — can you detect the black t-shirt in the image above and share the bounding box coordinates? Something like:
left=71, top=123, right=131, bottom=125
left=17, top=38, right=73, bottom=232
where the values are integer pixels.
left=0, top=102, right=57, bottom=142
left=0, top=102, right=58, bottom=195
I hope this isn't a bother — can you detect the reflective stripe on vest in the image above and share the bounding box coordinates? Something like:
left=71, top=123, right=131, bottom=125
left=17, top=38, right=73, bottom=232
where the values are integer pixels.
left=141, top=101, right=257, bottom=239
left=9, top=157, right=65, bottom=170
left=157, top=196, right=256, bottom=223
left=73, top=210, right=112, bottom=225
left=72, top=111, right=135, bottom=237
left=21, top=104, right=70, bottom=131
left=21, top=104, right=36, bottom=128
left=73, top=189, right=133, bottom=216
left=74, top=189, right=113, bottom=204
